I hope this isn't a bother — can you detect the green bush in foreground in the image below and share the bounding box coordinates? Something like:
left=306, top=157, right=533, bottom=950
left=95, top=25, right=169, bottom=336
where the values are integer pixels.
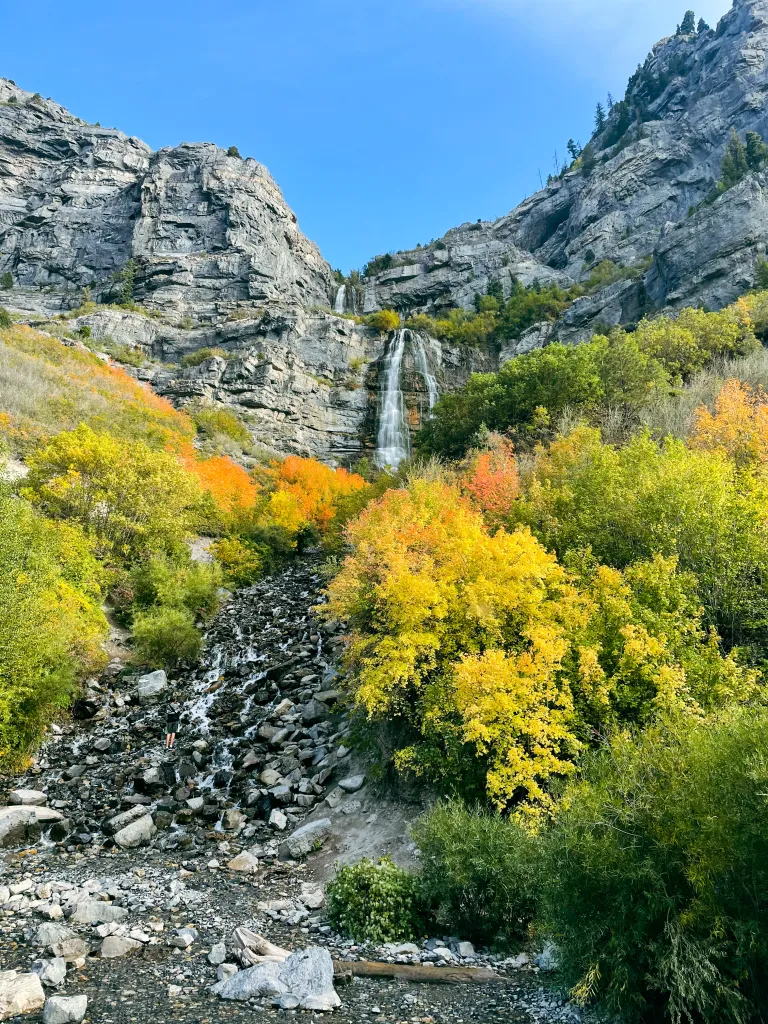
left=411, top=801, right=539, bottom=948
left=541, top=711, right=768, bottom=1023
left=326, top=858, right=424, bottom=943
left=132, top=605, right=203, bottom=670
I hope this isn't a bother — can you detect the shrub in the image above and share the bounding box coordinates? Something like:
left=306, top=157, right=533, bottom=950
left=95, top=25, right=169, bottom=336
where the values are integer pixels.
left=226, top=145, right=241, bottom=158
left=24, top=424, right=203, bottom=559
left=0, top=273, right=12, bottom=290
left=365, top=310, right=401, bottom=334
left=180, top=347, right=229, bottom=367
left=265, top=456, right=368, bottom=540
left=0, top=307, right=12, bottom=328
left=132, top=605, right=202, bottom=669
left=212, top=536, right=263, bottom=587
left=540, top=711, right=768, bottom=1022
left=326, top=858, right=424, bottom=943
left=129, top=552, right=221, bottom=622
left=191, top=404, right=251, bottom=446
left=411, top=801, right=539, bottom=947
left=0, top=488, right=107, bottom=767
left=183, top=450, right=258, bottom=533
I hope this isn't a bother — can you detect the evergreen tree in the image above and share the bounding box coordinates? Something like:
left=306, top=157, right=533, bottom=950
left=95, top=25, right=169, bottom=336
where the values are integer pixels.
left=679, top=10, right=696, bottom=34
left=567, top=139, right=581, bottom=161
left=594, top=102, right=606, bottom=134
left=746, top=131, right=768, bottom=171
left=698, top=17, right=710, bottom=32
left=720, top=130, right=749, bottom=189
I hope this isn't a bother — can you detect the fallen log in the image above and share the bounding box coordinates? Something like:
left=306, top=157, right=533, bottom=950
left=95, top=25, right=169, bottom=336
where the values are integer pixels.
left=333, top=960, right=501, bottom=985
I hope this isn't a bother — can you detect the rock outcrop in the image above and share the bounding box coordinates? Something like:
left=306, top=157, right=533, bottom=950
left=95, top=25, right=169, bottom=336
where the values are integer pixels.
left=362, top=0, right=768, bottom=349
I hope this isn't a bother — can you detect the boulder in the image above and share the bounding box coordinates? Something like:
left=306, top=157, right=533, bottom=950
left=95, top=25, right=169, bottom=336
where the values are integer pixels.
left=43, top=995, right=88, bottom=1024
left=69, top=900, right=128, bottom=925
left=0, top=806, right=63, bottom=848
left=35, top=923, right=75, bottom=951
left=0, top=971, right=46, bottom=1021
left=268, top=809, right=287, bottom=831
left=279, top=818, right=332, bottom=860
left=113, top=813, right=156, bottom=849
left=213, top=960, right=284, bottom=1001
left=136, top=670, right=167, bottom=702
left=226, top=851, right=260, bottom=874
left=101, top=936, right=141, bottom=958
left=337, top=774, right=365, bottom=793
left=208, top=943, right=227, bottom=966
left=105, top=804, right=149, bottom=835
left=31, top=958, right=66, bottom=989
left=280, top=949, right=340, bottom=1011
left=8, top=789, right=47, bottom=806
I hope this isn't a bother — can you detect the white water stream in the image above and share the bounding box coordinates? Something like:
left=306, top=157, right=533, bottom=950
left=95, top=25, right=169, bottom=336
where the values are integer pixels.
left=333, top=284, right=347, bottom=314
left=375, top=329, right=439, bottom=470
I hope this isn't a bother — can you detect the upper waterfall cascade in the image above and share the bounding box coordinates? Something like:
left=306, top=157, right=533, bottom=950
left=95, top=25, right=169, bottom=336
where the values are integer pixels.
left=375, top=329, right=440, bottom=470
left=333, top=284, right=347, bottom=314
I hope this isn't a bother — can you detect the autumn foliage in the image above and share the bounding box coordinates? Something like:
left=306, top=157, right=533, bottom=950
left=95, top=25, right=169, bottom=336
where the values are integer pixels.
left=265, top=455, right=368, bottom=537
left=460, top=435, right=520, bottom=524
left=690, top=378, right=768, bottom=469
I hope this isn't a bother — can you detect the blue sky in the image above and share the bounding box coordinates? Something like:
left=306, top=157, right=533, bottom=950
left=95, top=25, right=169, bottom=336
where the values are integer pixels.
left=2, top=0, right=730, bottom=272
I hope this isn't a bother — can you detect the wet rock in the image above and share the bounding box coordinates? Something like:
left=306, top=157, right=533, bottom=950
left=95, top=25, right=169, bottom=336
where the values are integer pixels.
left=279, top=818, right=332, bottom=860
left=0, top=971, right=46, bottom=1021
left=43, top=995, right=88, bottom=1024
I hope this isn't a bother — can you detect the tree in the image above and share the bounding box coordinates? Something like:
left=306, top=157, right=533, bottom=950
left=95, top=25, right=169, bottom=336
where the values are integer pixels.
left=567, top=138, right=581, bottom=161
left=719, top=129, right=749, bottom=190
left=746, top=130, right=768, bottom=171
left=0, top=272, right=12, bottom=290
left=679, top=10, right=696, bottom=34
left=226, top=145, right=241, bottom=158
left=698, top=17, right=710, bottom=32
left=365, top=309, right=401, bottom=334
left=756, top=256, right=768, bottom=290
left=594, top=102, right=606, bottom=133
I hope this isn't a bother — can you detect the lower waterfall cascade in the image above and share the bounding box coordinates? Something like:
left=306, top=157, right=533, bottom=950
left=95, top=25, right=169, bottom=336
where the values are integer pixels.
left=374, top=329, right=439, bottom=470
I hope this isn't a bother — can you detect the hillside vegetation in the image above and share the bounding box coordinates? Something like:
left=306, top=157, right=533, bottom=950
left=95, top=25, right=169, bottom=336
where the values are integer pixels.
left=0, top=321, right=374, bottom=768
left=323, top=286, right=768, bottom=1024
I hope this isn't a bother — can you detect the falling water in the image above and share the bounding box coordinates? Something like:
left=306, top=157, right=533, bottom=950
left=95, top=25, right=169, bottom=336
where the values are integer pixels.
left=412, top=332, right=439, bottom=413
left=375, top=329, right=410, bottom=469
left=333, top=284, right=347, bottom=314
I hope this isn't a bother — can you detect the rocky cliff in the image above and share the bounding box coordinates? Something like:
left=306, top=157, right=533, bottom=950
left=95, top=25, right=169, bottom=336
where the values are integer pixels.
left=4, top=0, right=768, bottom=459
left=362, top=0, right=768, bottom=350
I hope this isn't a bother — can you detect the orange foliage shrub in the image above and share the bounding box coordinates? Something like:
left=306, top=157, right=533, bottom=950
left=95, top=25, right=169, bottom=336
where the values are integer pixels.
left=461, top=437, right=520, bottom=524
left=690, top=379, right=768, bottom=469
left=182, top=447, right=258, bottom=528
left=267, top=456, right=367, bottom=536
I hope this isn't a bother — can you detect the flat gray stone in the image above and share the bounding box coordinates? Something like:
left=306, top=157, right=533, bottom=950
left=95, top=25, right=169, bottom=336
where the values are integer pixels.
left=113, top=813, right=156, bottom=849
left=101, top=936, right=141, bottom=959
left=8, top=789, right=47, bottom=806
left=279, top=818, right=332, bottom=860
left=69, top=900, right=128, bottom=925
left=337, top=774, right=365, bottom=793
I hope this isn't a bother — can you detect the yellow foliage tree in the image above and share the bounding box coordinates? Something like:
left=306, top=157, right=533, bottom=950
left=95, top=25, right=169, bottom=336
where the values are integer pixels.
left=24, top=424, right=203, bottom=559
left=690, top=378, right=768, bottom=469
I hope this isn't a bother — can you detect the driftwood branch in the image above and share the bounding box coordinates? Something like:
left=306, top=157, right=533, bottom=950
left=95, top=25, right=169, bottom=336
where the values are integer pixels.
left=333, top=960, right=501, bottom=985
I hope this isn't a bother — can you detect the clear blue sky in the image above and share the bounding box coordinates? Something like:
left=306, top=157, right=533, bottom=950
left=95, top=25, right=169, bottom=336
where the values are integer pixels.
left=3, top=0, right=730, bottom=273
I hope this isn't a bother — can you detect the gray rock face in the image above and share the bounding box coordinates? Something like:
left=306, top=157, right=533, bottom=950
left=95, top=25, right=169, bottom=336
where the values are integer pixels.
left=362, top=0, right=768, bottom=346
left=0, top=79, right=333, bottom=319
left=0, top=971, right=46, bottom=1021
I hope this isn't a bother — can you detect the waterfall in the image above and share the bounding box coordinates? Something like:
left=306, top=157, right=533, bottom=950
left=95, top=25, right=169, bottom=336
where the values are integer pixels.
left=375, top=330, right=440, bottom=470
left=333, top=284, right=347, bottom=314
left=412, top=332, right=439, bottom=412
left=375, top=329, right=410, bottom=470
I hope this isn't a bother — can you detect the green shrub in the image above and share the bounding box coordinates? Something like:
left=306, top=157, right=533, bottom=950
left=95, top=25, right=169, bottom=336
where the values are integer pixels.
left=0, top=307, right=12, bottom=328
left=0, top=273, right=12, bottom=291
left=132, top=605, right=202, bottom=669
left=326, top=858, right=424, bottom=943
left=411, top=802, right=539, bottom=948
left=0, top=488, right=107, bottom=767
left=191, top=404, right=250, bottom=446
left=212, top=536, right=263, bottom=587
left=129, top=552, right=221, bottom=622
left=540, top=711, right=768, bottom=1022
left=180, top=347, right=229, bottom=367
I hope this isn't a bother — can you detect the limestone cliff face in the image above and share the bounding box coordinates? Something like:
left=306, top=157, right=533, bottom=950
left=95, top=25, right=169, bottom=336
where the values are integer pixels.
left=363, top=0, right=768, bottom=350
left=4, top=0, right=768, bottom=459
left=0, top=79, right=333, bottom=318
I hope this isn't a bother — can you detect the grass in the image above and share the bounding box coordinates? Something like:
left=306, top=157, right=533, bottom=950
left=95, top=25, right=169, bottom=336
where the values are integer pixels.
left=0, top=325, right=194, bottom=454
